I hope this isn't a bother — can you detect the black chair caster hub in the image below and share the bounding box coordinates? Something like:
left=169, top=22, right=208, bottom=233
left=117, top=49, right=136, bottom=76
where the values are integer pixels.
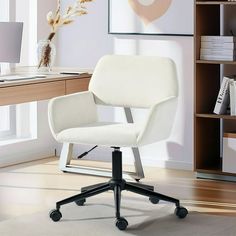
left=149, top=196, right=160, bottom=204
left=75, top=199, right=86, bottom=206
left=49, top=209, right=62, bottom=222
left=115, top=217, right=128, bottom=230
left=175, top=206, right=188, bottom=219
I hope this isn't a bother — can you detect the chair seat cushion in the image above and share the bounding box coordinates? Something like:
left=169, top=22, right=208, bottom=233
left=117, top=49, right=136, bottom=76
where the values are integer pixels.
left=56, top=122, right=144, bottom=147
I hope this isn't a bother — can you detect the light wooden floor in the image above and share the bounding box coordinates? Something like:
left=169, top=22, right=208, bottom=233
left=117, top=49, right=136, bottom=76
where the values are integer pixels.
left=0, top=157, right=236, bottom=222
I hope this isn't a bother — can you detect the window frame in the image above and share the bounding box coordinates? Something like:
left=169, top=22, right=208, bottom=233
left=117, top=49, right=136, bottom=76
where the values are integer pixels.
left=0, top=106, right=16, bottom=139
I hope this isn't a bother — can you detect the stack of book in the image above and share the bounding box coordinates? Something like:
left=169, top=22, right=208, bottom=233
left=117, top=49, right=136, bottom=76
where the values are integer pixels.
left=214, top=76, right=236, bottom=115
left=200, top=36, right=236, bottom=61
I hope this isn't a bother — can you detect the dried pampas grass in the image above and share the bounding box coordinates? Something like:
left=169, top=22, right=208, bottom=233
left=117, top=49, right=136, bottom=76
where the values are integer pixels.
left=46, top=0, right=94, bottom=40
left=38, top=0, right=93, bottom=69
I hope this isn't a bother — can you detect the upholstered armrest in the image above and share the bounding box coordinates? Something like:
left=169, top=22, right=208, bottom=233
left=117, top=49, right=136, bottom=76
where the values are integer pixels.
left=137, top=97, right=178, bottom=146
left=48, top=91, right=97, bottom=138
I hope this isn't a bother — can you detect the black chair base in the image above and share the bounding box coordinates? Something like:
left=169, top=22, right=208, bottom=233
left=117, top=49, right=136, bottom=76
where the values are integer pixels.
left=49, top=148, right=188, bottom=231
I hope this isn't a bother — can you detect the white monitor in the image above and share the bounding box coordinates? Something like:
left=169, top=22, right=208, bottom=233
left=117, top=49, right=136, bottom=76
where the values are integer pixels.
left=0, top=22, right=23, bottom=63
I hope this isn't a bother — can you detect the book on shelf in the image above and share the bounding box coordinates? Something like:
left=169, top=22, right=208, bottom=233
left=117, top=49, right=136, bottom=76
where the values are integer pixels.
left=201, top=36, right=236, bottom=43
left=200, top=48, right=235, bottom=56
left=213, top=77, right=230, bottom=115
left=201, top=41, right=236, bottom=49
left=229, top=79, right=236, bottom=116
left=200, top=54, right=236, bottom=61
left=201, top=42, right=236, bottom=49
left=200, top=37, right=236, bottom=61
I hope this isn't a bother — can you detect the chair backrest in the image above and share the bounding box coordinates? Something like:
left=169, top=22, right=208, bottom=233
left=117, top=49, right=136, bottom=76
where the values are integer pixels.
left=89, top=55, right=178, bottom=108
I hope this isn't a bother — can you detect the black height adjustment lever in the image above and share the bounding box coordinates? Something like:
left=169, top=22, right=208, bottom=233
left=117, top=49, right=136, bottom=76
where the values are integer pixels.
left=77, top=145, right=98, bottom=159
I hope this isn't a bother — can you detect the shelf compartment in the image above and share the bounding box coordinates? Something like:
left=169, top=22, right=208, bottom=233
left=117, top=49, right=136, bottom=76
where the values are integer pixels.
left=196, top=1, right=236, bottom=5
left=196, top=166, right=223, bottom=175
left=224, top=133, right=236, bottom=138
left=195, top=4, right=220, bottom=61
left=196, top=165, right=222, bottom=175
left=223, top=119, right=236, bottom=133
left=195, top=63, right=220, bottom=114
left=196, top=168, right=236, bottom=177
left=196, top=154, right=222, bottom=174
left=196, top=114, right=236, bottom=120
left=195, top=118, right=221, bottom=171
left=196, top=60, right=236, bottom=65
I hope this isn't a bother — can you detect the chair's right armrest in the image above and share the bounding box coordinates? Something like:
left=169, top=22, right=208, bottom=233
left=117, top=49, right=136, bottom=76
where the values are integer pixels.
left=48, top=91, right=97, bottom=139
left=137, top=96, right=178, bottom=146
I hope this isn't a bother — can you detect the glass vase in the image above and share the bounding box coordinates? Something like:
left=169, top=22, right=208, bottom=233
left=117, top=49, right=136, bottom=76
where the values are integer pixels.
left=37, top=39, right=56, bottom=72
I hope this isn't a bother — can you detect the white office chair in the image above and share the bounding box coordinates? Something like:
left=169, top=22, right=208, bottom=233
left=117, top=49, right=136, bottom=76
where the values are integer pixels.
left=48, top=55, right=188, bottom=230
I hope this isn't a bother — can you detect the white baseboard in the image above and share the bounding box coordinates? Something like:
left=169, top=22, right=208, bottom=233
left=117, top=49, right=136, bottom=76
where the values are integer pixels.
left=119, top=154, right=193, bottom=171
left=0, top=144, right=55, bottom=168
left=0, top=144, right=193, bottom=172
left=139, top=158, right=193, bottom=171
left=72, top=146, right=193, bottom=171
left=0, top=143, right=192, bottom=171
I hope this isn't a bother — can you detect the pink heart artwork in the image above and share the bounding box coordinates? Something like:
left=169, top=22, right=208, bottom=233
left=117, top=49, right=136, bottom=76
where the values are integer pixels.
left=128, top=0, right=173, bottom=25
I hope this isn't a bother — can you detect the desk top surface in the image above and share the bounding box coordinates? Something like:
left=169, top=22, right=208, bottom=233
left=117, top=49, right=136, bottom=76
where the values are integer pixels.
left=0, top=67, right=92, bottom=88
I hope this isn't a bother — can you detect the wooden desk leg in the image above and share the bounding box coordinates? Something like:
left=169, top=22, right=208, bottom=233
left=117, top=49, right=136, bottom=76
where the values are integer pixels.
left=59, top=108, right=145, bottom=180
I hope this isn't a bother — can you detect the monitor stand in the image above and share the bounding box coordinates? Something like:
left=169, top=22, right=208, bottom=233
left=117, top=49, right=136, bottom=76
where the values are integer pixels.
left=0, top=63, right=11, bottom=75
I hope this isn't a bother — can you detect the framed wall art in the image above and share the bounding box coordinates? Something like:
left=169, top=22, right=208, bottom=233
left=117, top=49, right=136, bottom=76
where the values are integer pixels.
left=108, top=0, right=194, bottom=36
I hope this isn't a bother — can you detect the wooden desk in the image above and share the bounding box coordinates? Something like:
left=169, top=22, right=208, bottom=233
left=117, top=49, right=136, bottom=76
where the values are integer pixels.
left=0, top=68, right=144, bottom=180
left=0, top=73, right=91, bottom=106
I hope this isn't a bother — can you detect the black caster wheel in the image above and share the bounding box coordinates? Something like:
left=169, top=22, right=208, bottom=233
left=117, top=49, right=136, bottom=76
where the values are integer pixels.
left=135, top=179, right=140, bottom=182
left=49, top=209, right=62, bottom=222
left=115, top=217, right=128, bottom=231
left=175, top=206, right=188, bottom=219
left=75, top=199, right=86, bottom=206
left=149, top=196, right=160, bottom=204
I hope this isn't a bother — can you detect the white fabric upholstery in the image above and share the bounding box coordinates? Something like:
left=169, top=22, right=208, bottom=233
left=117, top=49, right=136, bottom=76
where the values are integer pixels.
left=48, top=91, right=97, bottom=137
left=137, top=97, right=178, bottom=146
left=48, top=55, right=178, bottom=148
left=89, top=55, right=178, bottom=108
left=56, top=122, right=143, bottom=147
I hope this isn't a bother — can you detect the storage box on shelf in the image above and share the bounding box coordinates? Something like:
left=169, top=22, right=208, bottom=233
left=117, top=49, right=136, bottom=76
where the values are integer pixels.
left=223, top=133, right=236, bottom=174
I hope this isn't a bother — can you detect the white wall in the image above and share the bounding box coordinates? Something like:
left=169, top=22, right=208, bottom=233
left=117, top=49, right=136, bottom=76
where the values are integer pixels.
left=57, top=0, right=194, bottom=170
left=37, top=0, right=55, bottom=39
left=114, top=36, right=193, bottom=170
left=57, top=0, right=113, bottom=68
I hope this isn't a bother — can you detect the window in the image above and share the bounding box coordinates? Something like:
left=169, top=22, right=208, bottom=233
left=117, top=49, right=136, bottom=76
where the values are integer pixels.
left=0, top=0, right=38, bottom=144
left=0, top=0, right=9, bottom=22
left=0, top=106, right=16, bottom=139
left=0, top=0, right=14, bottom=140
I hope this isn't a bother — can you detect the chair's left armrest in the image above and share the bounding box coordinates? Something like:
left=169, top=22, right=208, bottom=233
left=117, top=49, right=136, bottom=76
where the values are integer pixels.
left=137, top=97, right=178, bottom=146
left=48, top=91, right=97, bottom=139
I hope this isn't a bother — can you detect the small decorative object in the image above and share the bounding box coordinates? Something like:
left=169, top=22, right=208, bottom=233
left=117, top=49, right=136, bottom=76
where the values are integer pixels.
left=37, top=39, right=56, bottom=72
left=38, top=0, right=93, bottom=72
